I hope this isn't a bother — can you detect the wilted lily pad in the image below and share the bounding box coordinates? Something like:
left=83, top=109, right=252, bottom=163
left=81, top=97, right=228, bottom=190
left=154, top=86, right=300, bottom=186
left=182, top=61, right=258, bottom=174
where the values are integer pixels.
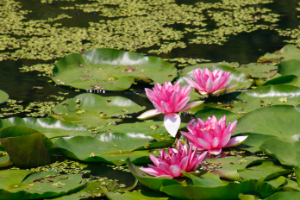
left=0, top=117, right=93, bottom=138
left=50, top=93, right=145, bottom=128
left=54, top=134, right=162, bottom=165
left=0, top=126, right=53, bottom=168
left=0, top=90, right=9, bottom=104
left=51, top=49, right=177, bottom=91
left=0, top=170, right=84, bottom=199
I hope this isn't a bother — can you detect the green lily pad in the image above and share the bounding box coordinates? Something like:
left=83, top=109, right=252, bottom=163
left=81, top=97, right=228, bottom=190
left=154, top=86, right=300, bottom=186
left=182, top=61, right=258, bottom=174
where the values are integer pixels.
left=178, top=62, right=252, bottom=101
left=50, top=93, right=145, bottom=128
left=1, top=131, right=52, bottom=168
left=105, top=190, right=172, bottom=200
left=160, top=180, right=277, bottom=200
left=98, top=121, right=188, bottom=147
left=0, top=170, right=84, bottom=199
left=218, top=85, right=300, bottom=114
left=258, top=45, right=300, bottom=63
left=0, top=126, right=56, bottom=153
left=236, top=63, right=278, bottom=79
left=263, top=75, right=300, bottom=87
left=278, top=59, right=300, bottom=77
left=0, top=90, right=9, bottom=104
left=238, top=161, right=292, bottom=181
left=264, top=192, right=300, bottom=200
left=260, top=137, right=300, bottom=166
left=54, top=134, right=161, bottom=165
left=0, top=117, right=93, bottom=139
left=51, top=49, right=177, bottom=91
left=195, top=107, right=243, bottom=124
left=237, top=133, right=276, bottom=153
left=204, top=156, right=262, bottom=181
left=233, top=105, right=300, bottom=141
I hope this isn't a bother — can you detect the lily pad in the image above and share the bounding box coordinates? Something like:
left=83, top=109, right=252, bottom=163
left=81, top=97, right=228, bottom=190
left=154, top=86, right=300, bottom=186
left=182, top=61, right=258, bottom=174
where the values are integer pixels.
left=278, top=59, right=300, bottom=76
left=50, top=93, right=145, bottom=128
left=0, top=117, right=93, bottom=139
left=233, top=105, right=300, bottom=141
left=222, top=85, right=300, bottom=114
left=260, top=137, right=300, bottom=166
left=98, top=121, right=188, bottom=147
left=195, top=107, right=243, bottom=124
left=237, top=132, right=276, bottom=153
left=258, top=44, right=300, bottom=63
left=160, top=179, right=277, bottom=200
left=0, top=90, right=9, bottom=104
left=0, top=170, right=84, bottom=199
left=1, top=131, right=52, bottom=168
left=54, top=134, right=161, bottom=165
left=204, top=156, right=262, bottom=181
left=105, top=190, right=172, bottom=200
left=236, top=63, right=278, bottom=79
left=178, top=62, right=252, bottom=101
left=263, top=75, right=300, bottom=88
left=264, top=192, right=300, bottom=200
left=51, top=49, right=177, bottom=91
left=238, top=161, right=292, bottom=181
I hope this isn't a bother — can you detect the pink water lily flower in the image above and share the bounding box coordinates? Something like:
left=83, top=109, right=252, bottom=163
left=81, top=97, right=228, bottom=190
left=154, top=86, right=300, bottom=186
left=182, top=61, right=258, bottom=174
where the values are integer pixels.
left=137, top=82, right=204, bottom=137
left=181, top=115, right=248, bottom=155
left=140, top=144, right=207, bottom=178
left=184, top=68, right=233, bottom=95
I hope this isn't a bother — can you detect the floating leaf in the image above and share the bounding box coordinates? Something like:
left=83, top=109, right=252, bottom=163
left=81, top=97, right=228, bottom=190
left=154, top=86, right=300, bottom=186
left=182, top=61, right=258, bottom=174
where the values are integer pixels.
left=0, top=90, right=9, bottom=104
left=258, top=45, right=300, bottom=63
left=0, top=117, right=92, bottom=138
left=50, top=93, right=145, bottom=128
left=54, top=134, right=161, bottom=165
left=0, top=170, right=84, bottom=199
left=263, top=75, right=300, bottom=88
left=233, top=105, right=300, bottom=141
left=236, top=63, right=277, bottom=79
left=51, top=49, right=177, bottom=91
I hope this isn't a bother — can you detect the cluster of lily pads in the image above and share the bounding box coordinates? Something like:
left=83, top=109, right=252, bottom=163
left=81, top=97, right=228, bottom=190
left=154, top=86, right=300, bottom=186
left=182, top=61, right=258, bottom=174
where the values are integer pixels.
left=2, top=44, right=300, bottom=199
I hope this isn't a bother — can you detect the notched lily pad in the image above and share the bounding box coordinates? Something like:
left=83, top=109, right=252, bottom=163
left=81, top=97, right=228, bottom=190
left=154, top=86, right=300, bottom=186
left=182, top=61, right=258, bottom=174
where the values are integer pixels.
left=51, top=49, right=177, bottom=91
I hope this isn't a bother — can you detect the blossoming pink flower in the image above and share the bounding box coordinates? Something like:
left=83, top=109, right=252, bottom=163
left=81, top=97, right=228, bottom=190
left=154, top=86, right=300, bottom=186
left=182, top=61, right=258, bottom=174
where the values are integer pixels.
left=181, top=115, right=248, bottom=155
left=184, top=68, right=233, bottom=95
left=137, top=82, right=204, bottom=137
left=140, top=144, right=207, bottom=178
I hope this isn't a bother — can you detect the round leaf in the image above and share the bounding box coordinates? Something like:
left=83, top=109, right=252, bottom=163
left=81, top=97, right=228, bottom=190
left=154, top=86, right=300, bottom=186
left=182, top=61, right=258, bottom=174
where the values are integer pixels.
left=50, top=93, right=145, bottom=128
left=0, top=90, right=8, bottom=104
left=51, top=49, right=177, bottom=91
left=0, top=117, right=93, bottom=139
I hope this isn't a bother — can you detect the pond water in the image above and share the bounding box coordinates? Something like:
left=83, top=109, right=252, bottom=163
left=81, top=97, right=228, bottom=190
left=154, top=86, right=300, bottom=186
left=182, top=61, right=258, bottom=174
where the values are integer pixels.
left=1, top=0, right=300, bottom=199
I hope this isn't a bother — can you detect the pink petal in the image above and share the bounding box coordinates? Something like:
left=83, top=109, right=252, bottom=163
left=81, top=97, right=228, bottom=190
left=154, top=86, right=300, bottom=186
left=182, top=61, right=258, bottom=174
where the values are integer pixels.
left=137, top=109, right=161, bottom=120
left=181, top=101, right=204, bottom=111
left=211, top=137, right=220, bottom=148
left=170, top=165, right=181, bottom=177
left=197, top=138, right=211, bottom=149
left=208, top=148, right=222, bottom=155
left=224, top=135, right=248, bottom=148
left=179, top=156, right=189, bottom=171
left=164, top=113, right=181, bottom=137
left=140, top=167, right=161, bottom=176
